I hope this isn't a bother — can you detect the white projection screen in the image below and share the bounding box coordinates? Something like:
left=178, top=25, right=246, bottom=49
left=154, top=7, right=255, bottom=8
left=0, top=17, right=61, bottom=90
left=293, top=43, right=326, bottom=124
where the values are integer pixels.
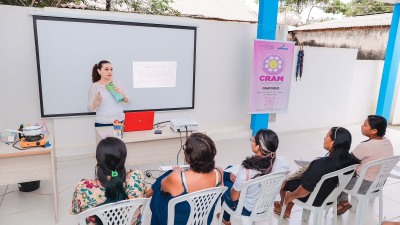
left=33, top=16, right=197, bottom=117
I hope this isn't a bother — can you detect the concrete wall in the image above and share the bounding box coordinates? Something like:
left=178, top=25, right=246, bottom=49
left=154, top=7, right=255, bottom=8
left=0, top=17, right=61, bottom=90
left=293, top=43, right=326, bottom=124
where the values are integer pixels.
left=289, top=27, right=390, bottom=60
left=0, top=5, right=386, bottom=158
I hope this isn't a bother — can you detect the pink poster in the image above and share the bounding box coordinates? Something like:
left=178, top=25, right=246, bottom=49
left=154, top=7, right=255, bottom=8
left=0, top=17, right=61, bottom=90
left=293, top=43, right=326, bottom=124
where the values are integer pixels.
left=248, top=39, right=295, bottom=113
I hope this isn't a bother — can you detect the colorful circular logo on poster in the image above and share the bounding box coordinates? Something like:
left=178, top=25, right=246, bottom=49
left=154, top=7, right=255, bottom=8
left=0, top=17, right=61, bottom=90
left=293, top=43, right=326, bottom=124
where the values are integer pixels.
left=262, top=54, right=285, bottom=75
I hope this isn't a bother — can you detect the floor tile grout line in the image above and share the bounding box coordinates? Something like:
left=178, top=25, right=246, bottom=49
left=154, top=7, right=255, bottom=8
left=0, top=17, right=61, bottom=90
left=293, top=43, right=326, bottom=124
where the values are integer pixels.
left=0, top=185, right=9, bottom=208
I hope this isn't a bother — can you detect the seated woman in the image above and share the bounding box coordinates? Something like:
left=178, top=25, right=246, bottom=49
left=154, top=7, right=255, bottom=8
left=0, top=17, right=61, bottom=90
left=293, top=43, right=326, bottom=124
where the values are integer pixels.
left=220, top=129, right=289, bottom=225
left=70, top=137, right=147, bottom=225
left=147, top=133, right=223, bottom=225
left=337, top=115, right=393, bottom=215
left=273, top=127, right=359, bottom=218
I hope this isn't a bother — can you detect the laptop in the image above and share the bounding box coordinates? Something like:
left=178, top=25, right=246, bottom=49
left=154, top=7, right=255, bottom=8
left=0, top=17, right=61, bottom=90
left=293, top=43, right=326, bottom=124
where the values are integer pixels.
left=124, top=111, right=155, bottom=132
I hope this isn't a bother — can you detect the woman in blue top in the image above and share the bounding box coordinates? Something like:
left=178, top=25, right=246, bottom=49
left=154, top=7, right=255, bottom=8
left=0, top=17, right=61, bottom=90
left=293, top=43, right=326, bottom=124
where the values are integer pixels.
left=146, top=133, right=223, bottom=225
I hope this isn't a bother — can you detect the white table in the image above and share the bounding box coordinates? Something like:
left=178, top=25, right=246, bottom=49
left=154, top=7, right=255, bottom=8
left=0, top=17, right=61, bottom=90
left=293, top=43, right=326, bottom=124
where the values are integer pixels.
left=95, top=126, right=188, bottom=166
left=0, top=141, right=59, bottom=222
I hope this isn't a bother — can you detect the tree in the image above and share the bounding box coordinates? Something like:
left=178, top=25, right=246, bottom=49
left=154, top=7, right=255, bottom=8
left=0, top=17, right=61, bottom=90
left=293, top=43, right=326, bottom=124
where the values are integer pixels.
left=344, top=0, right=393, bottom=16
left=0, top=0, right=79, bottom=7
left=323, top=0, right=348, bottom=15
left=0, top=0, right=179, bottom=16
left=279, top=0, right=393, bottom=24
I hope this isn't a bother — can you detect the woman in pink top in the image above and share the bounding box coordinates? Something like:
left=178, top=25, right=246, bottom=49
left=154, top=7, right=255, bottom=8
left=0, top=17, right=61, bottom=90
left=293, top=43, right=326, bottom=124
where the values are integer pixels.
left=337, top=115, right=394, bottom=215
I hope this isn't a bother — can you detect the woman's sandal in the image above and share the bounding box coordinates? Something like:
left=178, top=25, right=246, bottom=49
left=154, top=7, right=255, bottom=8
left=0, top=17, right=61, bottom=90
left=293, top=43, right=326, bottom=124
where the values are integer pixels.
left=337, top=202, right=352, bottom=215
left=216, top=213, right=232, bottom=225
left=273, top=201, right=291, bottom=219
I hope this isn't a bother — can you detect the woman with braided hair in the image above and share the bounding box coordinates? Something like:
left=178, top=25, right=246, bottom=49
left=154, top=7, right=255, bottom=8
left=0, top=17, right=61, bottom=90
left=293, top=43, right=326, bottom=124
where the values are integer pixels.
left=219, top=129, right=289, bottom=225
left=70, top=137, right=147, bottom=225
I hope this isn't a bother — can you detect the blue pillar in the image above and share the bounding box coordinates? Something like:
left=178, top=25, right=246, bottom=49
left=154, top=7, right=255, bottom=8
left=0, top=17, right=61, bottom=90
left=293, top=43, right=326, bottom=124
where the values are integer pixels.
left=250, top=0, right=279, bottom=135
left=376, top=4, right=400, bottom=121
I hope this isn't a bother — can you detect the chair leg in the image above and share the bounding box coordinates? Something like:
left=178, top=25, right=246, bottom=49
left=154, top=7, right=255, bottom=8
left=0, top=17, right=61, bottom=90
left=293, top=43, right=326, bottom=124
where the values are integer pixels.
left=312, top=209, right=320, bottom=225
left=378, top=193, right=383, bottom=225
left=240, top=216, right=251, bottom=225
left=302, top=209, right=311, bottom=222
left=315, top=209, right=324, bottom=225
left=278, top=205, right=287, bottom=225
left=333, top=200, right=338, bottom=225
left=355, top=198, right=368, bottom=225
left=218, top=207, right=225, bottom=225
left=350, top=195, right=358, bottom=212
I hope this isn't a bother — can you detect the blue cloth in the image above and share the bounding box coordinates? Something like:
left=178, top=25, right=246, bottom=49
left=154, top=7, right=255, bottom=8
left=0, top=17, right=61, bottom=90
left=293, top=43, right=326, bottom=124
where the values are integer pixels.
left=94, top=120, right=124, bottom=127
left=150, top=170, right=216, bottom=225
left=221, top=170, right=252, bottom=222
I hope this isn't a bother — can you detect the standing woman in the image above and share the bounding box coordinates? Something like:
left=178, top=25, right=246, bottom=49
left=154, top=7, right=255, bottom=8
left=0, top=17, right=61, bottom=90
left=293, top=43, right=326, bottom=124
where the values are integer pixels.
left=88, top=60, right=129, bottom=127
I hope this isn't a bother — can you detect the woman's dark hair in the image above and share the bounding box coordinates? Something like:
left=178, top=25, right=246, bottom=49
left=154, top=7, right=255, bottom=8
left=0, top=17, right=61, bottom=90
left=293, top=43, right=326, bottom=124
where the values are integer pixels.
left=242, top=129, right=279, bottom=177
left=184, top=133, right=217, bottom=173
left=92, top=60, right=111, bottom=83
left=367, top=115, right=387, bottom=137
left=95, top=137, right=128, bottom=205
left=329, top=127, right=360, bottom=170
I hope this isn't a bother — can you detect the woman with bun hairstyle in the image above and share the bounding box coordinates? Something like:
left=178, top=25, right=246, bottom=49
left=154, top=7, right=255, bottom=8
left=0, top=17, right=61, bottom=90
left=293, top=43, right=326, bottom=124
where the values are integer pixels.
left=70, top=137, right=146, bottom=225
left=88, top=60, right=129, bottom=127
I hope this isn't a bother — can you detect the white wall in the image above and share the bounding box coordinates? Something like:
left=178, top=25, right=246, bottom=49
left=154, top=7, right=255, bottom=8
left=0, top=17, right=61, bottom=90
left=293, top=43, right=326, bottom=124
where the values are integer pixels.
left=346, top=60, right=384, bottom=124
left=0, top=6, right=256, bottom=155
left=0, top=5, right=387, bottom=157
left=270, top=46, right=361, bottom=132
left=391, top=65, right=400, bottom=125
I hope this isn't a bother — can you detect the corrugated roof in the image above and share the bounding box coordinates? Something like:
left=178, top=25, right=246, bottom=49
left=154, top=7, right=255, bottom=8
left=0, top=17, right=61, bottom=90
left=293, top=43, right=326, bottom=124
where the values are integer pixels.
left=170, top=0, right=258, bottom=22
left=293, top=13, right=392, bottom=31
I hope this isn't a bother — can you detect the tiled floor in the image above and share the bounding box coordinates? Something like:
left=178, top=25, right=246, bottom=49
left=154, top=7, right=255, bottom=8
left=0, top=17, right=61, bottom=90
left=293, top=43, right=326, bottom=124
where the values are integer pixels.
left=0, top=125, right=399, bottom=225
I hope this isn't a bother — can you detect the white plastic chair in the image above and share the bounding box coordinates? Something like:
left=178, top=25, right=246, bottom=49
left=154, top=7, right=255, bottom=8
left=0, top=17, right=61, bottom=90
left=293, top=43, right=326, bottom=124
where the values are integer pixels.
left=344, top=155, right=400, bottom=225
left=278, top=165, right=357, bottom=225
left=218, top=170, right=290, bottom=225
left=389, top=165, right=400, bottom=179
left=167, top=186, right=228, bottom=225
left=76, top=198, right=149, bottom=225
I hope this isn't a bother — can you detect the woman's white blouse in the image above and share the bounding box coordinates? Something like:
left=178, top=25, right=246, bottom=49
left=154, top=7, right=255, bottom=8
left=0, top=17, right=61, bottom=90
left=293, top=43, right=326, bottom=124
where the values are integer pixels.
left=87, top=80, right=129, bottom=124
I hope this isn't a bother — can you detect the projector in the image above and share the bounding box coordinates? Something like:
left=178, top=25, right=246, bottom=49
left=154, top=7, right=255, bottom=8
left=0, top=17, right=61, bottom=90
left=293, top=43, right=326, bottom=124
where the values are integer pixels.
left=170, top=119, right=199, bottom=132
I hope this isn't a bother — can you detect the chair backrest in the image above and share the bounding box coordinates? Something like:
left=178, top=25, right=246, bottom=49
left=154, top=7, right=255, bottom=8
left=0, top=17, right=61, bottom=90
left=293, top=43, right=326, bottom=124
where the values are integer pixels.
left=352, top=155, right=400, bottom=195
left=76, top=198, right=149, bottom=225
left=167, top=186, right=228, bottom=225
left=236, top=170, right=290, bottom=220
left=304, top=165, right=357, bottom=207
left=389, top=165, right=400, bottom=179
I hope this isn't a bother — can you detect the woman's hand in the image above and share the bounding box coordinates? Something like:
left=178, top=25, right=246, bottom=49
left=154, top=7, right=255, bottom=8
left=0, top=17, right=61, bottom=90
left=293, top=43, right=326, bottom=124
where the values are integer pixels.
left=92, top=91, right=102, bottom=110
left=230, top=173, right=237, bottom=182
left=114, top=87, right=122, bottom=94
left=96, top=91, right=102, bottom=103
left=114, top=87, right=129, bottom=103
left=283, top=185, right=310, bottom=205
left=284, top=192, right=295, bottom=205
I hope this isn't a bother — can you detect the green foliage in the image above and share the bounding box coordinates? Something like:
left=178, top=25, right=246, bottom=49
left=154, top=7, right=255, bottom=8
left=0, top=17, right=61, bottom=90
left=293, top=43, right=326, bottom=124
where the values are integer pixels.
left=279, top=0, right=329, bottom=14
left=0, top=0, right=180, bottom=16
left=148, top=0, right=179, bottom=15
left=279, top=0, right=393, bottom=16
left=0, top=0, right=79, bottom=7
left=344, top=0, right=393, bottom=16
left=324, top=0, right=348, bottom=15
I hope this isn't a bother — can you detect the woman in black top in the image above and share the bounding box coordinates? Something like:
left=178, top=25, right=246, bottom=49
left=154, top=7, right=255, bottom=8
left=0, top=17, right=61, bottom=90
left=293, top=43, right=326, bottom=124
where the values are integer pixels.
left=273, top=127, right=359, bottom=218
